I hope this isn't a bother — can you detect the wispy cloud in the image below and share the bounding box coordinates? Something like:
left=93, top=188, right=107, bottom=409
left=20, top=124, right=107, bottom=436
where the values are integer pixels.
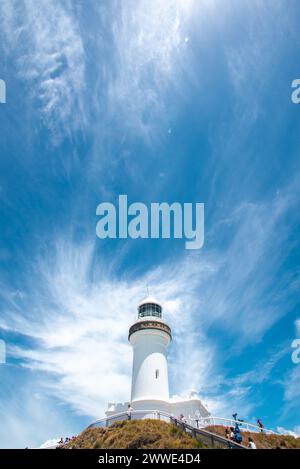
left=276, top=426, right=300, bottom=438
left=202, top=184, right=299, bottom=344
left=295, top=319, right=300, bottom=336
left=105, top=0, right=193, bottom=139
left=0, top=0, right=194, bottom=143
left=283, top=363, right=300, bottom=405
left=0, top=0, right=86, bottom=139
left=0, top=379, right=78, bottom=448
left=232, top=347, right=288, bottom=387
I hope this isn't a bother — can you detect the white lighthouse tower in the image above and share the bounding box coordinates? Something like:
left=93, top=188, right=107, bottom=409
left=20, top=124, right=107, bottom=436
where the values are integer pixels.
left=129, top=297, right=171, bottom=403
left=106, top=296, right=210, bottom=420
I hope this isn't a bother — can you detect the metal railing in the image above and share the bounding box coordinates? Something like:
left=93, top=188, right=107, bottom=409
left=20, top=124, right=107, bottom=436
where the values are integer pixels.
left=40, top=410, right=276, bottom=450
left=87, top=410, right=247, bottom=449
left=194, top=416, right=277, bottom=435
left=170, top=416, right=246, bottom=449
left=87, top=409, right=169, bottom=429
left=88, top=410, right=276, bottom=435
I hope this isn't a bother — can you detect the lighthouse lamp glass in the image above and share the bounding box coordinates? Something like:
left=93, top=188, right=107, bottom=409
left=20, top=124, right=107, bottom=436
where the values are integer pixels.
left=138, top=303, right=162, bottom=318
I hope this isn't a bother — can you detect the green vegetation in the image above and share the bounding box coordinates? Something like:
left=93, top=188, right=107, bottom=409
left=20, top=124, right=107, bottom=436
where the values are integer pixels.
left=64, top=419, right=206, bottom=449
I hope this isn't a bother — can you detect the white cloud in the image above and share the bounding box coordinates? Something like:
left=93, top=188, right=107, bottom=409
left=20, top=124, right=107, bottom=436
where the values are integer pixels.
left=283, top=365, right=300, bottom=403
left=106, top=0, right=193, bottom=139
left=232, top=347, right=288, bottom=387
left=0, top=0, right=86, bottom=139
left=295, top=319, right=300, bottom=337
left=0, top=385, right=76, bottom=448
left=203, top=385, right=255, bottom=421
left=39, top=438, right=60, bottom=449
left=276, top=426, right=300, bottom=438
left=224, top=0, right=284, bottom=96
left=200, top=188, right=299, bottom=343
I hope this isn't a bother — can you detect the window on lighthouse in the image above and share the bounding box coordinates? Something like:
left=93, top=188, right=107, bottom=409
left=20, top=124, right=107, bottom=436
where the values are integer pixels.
left=138, top=303, right=162, bottom=318
left=155, top=369, right=159, bottom=379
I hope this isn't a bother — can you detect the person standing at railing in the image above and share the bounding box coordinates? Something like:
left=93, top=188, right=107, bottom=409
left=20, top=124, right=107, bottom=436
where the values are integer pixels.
left=257, top=418, right=264, bottom=432
left=194, top=411, right=201, bottom=429
left=233, top=423, right=243, bottom=445
left=127, top=404, right=133, bottom=420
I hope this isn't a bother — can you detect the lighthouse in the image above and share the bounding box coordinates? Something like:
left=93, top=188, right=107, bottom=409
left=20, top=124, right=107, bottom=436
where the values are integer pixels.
left=106, top=296, right=210, bottom=420
left=129, top=297, right=171, bottom=402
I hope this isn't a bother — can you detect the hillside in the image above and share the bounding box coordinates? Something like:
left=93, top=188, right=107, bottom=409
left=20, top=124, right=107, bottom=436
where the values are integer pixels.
left=63, top=420, right=205, bottom=449
left=205, top=425, right=300, bottom=449
left=61, top=420, right=300, bottom=450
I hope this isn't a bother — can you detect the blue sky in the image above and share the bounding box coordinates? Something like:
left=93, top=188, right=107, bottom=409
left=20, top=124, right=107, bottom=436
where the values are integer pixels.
left=0, top=0, right=300, bottom=448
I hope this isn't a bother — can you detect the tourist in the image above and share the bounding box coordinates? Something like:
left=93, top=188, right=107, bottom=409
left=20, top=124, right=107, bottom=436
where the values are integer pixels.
left=248, top=437, right=257, bottom=449
left=126, top=404, right=133, bottom=420
left=194, top=411, right=200, bottom=428
left=257, top=418, right=264, bottom=432
left=225, top=427, right=230, bottom=440
left=233, top=423, right=242, bottom=445
left=230, top=427, right=235, bottom=440
left=177, top=413, right=187, bottom=425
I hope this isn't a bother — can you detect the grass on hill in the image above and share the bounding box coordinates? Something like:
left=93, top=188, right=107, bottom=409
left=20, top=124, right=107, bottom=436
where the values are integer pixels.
left=63, top=419, right=206, bottom=449
left=62, top=420, right=300, bottom=450
left=205, top=425, right=300, bottom=449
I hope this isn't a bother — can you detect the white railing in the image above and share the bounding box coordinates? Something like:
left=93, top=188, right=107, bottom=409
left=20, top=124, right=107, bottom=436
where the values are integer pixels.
left=88, top=409, right=247, bottom=449
left=88, top=410, right=277, bottom=435
left=194, top=416, right=277, bottom=435
left=87, top=409, right=171, bottom=428
left=42, top=410, right=276, bottom=449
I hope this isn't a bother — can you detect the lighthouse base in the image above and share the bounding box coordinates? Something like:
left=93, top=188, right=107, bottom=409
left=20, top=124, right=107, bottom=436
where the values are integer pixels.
left=106, top=393, right=210, bottom=421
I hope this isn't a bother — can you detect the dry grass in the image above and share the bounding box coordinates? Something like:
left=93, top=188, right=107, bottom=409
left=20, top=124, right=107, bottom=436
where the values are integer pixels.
left=205, top=425, right=300, bottom=449
left=64, top=419, right=206, bottom=449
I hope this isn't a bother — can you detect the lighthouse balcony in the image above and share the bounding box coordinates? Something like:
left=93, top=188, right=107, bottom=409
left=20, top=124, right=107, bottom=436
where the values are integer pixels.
left=128, top=319, right=172, bottom=341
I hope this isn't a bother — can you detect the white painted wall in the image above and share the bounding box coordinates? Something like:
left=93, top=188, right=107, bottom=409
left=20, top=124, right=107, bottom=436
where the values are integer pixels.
left=130, top=328, right=170, bottom=402
left=106, top=398, right=210, bottom=419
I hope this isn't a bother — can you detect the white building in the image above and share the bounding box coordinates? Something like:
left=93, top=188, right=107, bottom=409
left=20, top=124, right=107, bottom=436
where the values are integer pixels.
left=106, top=296, right=210, bottom=420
